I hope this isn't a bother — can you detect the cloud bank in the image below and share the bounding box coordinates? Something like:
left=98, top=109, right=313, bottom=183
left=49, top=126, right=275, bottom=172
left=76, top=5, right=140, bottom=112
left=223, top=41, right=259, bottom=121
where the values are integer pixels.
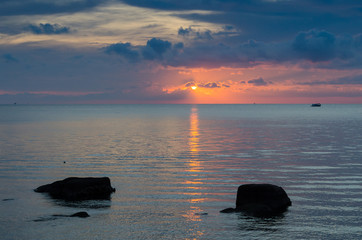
left=1, top=0, right=362, bottom=103
left=103, top=29, right=362, bottom=69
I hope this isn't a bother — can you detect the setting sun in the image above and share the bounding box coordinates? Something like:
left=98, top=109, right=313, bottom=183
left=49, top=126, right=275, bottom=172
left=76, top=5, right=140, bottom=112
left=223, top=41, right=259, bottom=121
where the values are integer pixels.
left=191, top=86, right=197, bottom=90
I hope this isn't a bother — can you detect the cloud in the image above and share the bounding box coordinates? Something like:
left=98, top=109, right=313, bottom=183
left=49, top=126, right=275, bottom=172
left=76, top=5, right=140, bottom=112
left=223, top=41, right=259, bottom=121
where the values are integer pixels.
left=247, top=77, right=270, bottom=86
left=2, top=53, right=18, bottom=63
left=104, top=38, right=177, bottom=63
left=121, top=0, right=362, bottom=45
left=292, top=29, right=336, bottom=62
left=142, top=38, right=172, bottom=60
left=101, top=28, right=362, bottom=70
left=0, top=0, right=102, bottom=16
left=289, top=29, right=362, bottom=65
left=146, top=38, right=171, bottom=54
left=167, top=42, right=245, bottom=68
left=27, top=23, right=70, bottom=34
left=104, top=42, right=140, bottom=62
left=300, top=75, right=362, bottom=85
left=198, top=82, right=221, bottom=88
left=178, top=26, right=213, bottom=40
left=185, top=82, right=196, bottom=87
left=184, top=81, right=230, bottom=89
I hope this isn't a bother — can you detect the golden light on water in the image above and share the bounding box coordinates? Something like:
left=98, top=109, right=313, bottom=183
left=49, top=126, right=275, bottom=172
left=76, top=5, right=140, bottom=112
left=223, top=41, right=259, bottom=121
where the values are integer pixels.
left=189, top=106, right=199, bottom=156
left=181, top=106, right=207, bottom=225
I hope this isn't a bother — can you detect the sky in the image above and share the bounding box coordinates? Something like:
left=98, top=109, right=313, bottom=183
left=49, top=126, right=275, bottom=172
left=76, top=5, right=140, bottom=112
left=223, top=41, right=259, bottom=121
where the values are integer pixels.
left=1, top=0, right=362, bottom=104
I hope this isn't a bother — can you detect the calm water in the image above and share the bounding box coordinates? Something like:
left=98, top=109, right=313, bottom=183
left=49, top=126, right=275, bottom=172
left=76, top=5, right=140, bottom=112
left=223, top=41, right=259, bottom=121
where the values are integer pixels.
left=0, top=104, right=362, bottom=240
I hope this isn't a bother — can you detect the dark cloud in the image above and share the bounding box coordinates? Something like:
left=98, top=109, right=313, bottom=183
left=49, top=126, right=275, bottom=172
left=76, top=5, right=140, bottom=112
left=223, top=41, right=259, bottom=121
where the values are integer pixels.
left=178, top=27, right=213, bottom=40
left=104, top=38, right=176, bottom=63
left=199, top=82, right=221, bottom=88
left=2, top=54, right=18, bottom=63
left=27, top=23, right=70, bottom=35
left=178, top=27, right=191, bottom=36
left=120, top=0, right=272, bottom=11
left=102, top=28, right=362, bottom=70
left=247, top=77, right=270, bottom=86
left=223, top=25, right=234, bottom=31
left=167, top=43, right=244, bottom=68
left=0, top=0, right=102, bottom=16
left=122, top=0, right=362, bottom=42
left=185, top=81, right=228, bottom=89
left=185, top=82, right=196, bottom=87
left=104, top=42, right=140, bottom=62
left=292, top=30, right=336, bottom=62
left=173, top=42, right=184, bottom=50
left=142, top=38, right=172, bottom=60
left=291, top=29, right=362, bottom=63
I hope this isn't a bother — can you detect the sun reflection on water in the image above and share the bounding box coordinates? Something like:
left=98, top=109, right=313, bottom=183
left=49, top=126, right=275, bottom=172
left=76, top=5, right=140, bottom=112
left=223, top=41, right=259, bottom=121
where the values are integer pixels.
left=189, top=106, right=200, bottom=158
left=182, top=106, right=206, bottom=227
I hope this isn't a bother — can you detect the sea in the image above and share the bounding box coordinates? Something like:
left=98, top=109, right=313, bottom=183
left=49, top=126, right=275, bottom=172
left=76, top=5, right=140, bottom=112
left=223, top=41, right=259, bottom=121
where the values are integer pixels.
left=0, top=104, right=361, bottom=240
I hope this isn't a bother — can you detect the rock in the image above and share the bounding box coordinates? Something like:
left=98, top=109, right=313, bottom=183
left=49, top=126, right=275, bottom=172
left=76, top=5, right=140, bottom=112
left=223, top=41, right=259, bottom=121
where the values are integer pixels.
left=70, top=211, right=90, bottom=218
left=2, top=198, right=15, bottom=201
left=52, top=211, right=90, bottom=218
left=34, top=177, right=115, bottom=201
left=195, top=212, right=208, bottom=216
left=221, top=183, right=291, bottom=217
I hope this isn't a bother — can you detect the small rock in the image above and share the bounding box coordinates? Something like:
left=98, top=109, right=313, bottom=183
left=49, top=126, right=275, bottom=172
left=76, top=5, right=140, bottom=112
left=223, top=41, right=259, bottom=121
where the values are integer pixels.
left=70, top=211, right=90, bottom=218
left=2, top=198, right=15, bottom=201
left=195, top=212, right=208, bottom=216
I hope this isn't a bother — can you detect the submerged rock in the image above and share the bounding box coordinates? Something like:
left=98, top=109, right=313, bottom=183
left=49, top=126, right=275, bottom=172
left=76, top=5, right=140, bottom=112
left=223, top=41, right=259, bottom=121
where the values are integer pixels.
left=52, top=211, right=90, bottom=218
left=70, top=211, right=90, bottom=218
left=34, top=212, right=90, bottom=222
left=221, top=183, right=291, bottom=217
left=2, top=198, right=15, bottom=201
left=34, top=177, right=115, bottom=201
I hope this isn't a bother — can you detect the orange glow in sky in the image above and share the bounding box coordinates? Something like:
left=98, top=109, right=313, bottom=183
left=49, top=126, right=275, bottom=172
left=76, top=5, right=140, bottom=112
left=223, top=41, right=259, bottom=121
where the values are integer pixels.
left=160, top=65, right=362, bottom=104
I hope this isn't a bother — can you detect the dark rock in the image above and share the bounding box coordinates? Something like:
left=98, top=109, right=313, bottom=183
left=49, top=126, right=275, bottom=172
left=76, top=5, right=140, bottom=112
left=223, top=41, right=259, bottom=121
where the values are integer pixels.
left=70, top=211, right=90, bottom=218
left=45, top=211, right=90, bottom=220
left=2, top=198, right=15, bottom=201
left=34, top=177, right=115, bottom=201
left=221, top=184, right=291, bottom=217
left=195, top=212, right=208, bottom=216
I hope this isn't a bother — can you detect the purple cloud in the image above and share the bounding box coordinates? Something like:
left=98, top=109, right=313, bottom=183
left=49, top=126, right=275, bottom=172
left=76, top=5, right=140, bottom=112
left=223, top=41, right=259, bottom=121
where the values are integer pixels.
left=248, top=77, right=270, bottom=86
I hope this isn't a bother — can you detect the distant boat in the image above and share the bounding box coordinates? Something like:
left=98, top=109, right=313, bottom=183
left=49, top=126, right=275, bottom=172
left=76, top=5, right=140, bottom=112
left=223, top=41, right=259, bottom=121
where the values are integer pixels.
left=311, top=103, right=321, bottom=107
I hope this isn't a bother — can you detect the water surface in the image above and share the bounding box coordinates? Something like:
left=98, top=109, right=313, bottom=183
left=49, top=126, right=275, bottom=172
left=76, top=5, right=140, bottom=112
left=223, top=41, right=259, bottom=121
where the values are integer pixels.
left=0, top=104, right=361, bottom=239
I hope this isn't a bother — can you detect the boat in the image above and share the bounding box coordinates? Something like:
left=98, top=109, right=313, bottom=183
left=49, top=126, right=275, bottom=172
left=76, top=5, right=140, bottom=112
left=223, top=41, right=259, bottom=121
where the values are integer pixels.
left=311, top=103, right=321, bottom=107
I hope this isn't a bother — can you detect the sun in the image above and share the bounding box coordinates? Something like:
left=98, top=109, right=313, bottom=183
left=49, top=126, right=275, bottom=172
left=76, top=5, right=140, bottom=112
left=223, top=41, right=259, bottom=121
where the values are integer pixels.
left=191, top=86, right=197, bottom=90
